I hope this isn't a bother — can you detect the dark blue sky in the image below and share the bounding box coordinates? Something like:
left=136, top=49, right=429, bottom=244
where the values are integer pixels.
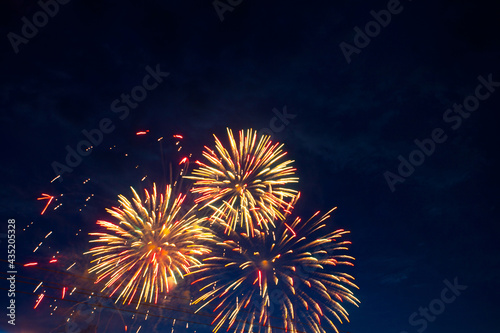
left=1, top=0, right=499, bottom=332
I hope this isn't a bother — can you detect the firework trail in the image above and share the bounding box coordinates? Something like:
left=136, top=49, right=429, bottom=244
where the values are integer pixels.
left=187, top=128, right=298, bottom=236
left=191, top=196, right=359, bottom=333
left=86, top=183, right=213, bottom=309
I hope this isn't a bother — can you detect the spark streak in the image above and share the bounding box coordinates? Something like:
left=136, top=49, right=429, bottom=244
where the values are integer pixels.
left=37, top=193, right=54, bottom=215
left=34, top=294, right=45, bottom=309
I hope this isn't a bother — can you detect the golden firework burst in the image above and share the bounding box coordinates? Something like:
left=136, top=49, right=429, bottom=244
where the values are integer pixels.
left=187, top=128, right=298, bottom=236
left=85, top=184, right=212, bottom=309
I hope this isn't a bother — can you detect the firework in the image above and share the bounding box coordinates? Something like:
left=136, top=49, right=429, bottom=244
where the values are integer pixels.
left=186, top=128, right=298, bottom=236
left=85, top=184, right=212, bottom=309
left=190, top=197, right=360, bottom=333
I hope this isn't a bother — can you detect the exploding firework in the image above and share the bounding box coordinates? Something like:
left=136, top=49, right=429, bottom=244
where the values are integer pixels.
left=85, top=184, right=212, bottom=309
left=186, top=128, right=298, bottom=236
left=191, top=196, right=360, bottom=333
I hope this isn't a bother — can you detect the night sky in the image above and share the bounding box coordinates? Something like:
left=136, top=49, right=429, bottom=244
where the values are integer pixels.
left=1, top=0, right=500, bottom=332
